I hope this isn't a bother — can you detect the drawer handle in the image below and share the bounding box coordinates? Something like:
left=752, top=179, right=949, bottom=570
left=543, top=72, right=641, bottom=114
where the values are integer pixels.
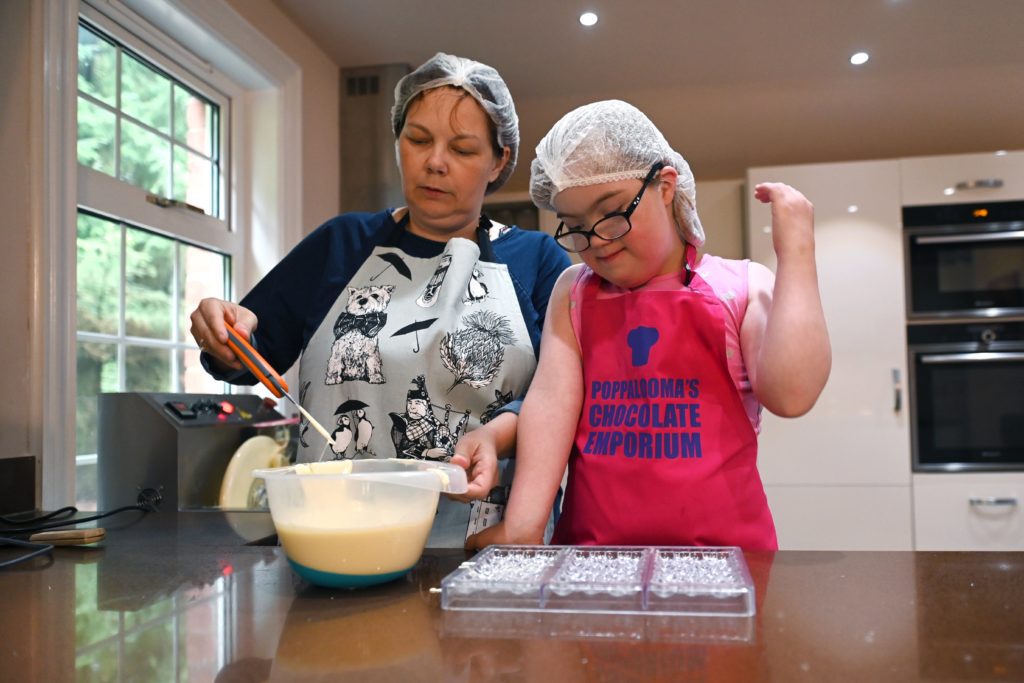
left=969, top=497, right=1018, bottom=507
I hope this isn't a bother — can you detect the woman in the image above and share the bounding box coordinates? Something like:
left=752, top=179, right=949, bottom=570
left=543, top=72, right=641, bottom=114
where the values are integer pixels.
left=190, top=53, right=570, bottom=547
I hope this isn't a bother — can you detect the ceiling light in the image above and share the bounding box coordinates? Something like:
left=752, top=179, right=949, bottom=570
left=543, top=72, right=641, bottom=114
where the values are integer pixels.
left=943, top=187, right=955, bottom=196
left=847, top=205, right=859, bottom=213
left=579, top=11, right=598, bottom=27
left=995, top=150, right=1008, bottom=156
left=850, top=51, right=870, bottom=66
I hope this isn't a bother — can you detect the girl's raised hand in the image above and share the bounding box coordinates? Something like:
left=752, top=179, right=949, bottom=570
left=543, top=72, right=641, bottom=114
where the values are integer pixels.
left=754, top=182, right=815, bottom=260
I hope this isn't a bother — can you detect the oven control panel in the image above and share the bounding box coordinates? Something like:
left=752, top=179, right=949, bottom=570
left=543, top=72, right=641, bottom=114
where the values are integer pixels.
left=907, top=320, right=1024, bottom=347
left=161, top=394, right=287, bottom=426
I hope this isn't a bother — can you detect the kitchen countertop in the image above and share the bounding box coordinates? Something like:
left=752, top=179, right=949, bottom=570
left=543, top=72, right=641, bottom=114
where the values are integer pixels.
left=2, top=510, right=1022, bottom=682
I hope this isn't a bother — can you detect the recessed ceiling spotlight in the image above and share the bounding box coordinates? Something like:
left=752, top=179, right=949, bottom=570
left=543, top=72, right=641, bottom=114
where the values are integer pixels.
left=943, top=187, right=956, bottom=196
left=579, top=11, right=598, bottom=27
left=850, top=51, right=870, bottom=66
left=847, top=205, right=859, bottom=213
left=995, top=150, right=1008, bottom=156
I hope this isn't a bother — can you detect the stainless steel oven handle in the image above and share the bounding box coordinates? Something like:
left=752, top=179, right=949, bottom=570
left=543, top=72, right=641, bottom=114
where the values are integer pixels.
left=969, top=497, right=1018, bottom=507
left=914, top=230, right=1024, bottom=245
left=920, top=352, right=1024, bottom=364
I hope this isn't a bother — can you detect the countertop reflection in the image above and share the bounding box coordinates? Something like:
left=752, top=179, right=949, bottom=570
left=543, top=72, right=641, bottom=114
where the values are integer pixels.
left=2, top=511, right=1022, bottom=682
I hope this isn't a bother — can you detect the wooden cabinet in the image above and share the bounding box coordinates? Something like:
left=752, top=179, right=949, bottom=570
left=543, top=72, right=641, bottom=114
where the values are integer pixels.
left=913, top=473, right=1024, bottom=550
left=900, top=151, right=1024, bottom=206
left=746, top=159, right=913, bottom=550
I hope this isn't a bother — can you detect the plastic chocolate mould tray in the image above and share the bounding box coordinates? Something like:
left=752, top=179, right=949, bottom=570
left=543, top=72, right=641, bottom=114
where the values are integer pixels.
left=439, top=545, right=754, bottom=617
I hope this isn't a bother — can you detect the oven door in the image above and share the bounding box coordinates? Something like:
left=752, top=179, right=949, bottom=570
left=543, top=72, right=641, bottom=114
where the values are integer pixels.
left=911, top=347, right=1024, bottom=471
left=907, top=227, right=1024, bottom=318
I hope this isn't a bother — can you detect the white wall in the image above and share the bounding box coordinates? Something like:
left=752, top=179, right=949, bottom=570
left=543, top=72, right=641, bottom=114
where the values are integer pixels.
left=224, top=0, right=340, bottom=234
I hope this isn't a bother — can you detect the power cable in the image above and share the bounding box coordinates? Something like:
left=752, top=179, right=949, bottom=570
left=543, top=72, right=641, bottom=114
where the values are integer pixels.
left=0, top=489, right=162, bottom=569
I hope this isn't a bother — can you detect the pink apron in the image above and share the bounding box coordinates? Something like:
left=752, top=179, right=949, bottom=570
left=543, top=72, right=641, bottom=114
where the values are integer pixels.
left=552, top=245, right=778, bottom=550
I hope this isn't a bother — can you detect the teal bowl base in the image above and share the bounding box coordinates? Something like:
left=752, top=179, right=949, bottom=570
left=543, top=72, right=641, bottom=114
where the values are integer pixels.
left=287, top=558, right=413, bottom=588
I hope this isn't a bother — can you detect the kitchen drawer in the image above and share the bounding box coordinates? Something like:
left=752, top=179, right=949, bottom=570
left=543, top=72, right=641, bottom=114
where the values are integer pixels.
left=900, top=151, right=1024, bottom=206
left=913, top=473, right=1024, bottom=550
left=765, top=484, right=913, bottom=550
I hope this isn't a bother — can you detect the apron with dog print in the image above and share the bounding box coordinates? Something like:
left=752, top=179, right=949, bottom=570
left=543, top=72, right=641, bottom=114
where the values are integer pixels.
left=298, top=214, right=536, bottom=547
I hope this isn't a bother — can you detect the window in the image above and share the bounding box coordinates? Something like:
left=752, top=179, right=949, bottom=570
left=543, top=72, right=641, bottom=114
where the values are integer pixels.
left=77, top=21, right=222, bottom=217
left=42, top=0, right=300, bottom=677
left=74, top=9, right=238, bottom=509
left=75, top=212, right=230, bottom=506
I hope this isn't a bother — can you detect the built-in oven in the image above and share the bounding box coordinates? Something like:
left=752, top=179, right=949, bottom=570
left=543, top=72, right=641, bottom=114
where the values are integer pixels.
left=908, top=321, right=1024, bottom=471
left=904, top=200, right=1024, bottom=320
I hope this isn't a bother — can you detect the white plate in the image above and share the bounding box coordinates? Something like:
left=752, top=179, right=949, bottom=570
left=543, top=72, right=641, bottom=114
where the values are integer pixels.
left=219, top=435, right=286, bottom=508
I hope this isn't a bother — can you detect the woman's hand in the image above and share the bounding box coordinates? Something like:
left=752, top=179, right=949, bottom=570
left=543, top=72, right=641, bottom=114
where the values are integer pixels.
left=448, top=412, right=517, bottom=502
left=448, top=429, right=501, bottom=503
left=189, top=298, right=259, bottom=371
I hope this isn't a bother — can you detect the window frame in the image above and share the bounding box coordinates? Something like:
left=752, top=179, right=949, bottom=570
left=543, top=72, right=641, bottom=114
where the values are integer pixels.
left=76, top=5, right=237, bottom=255
left=41, top=0, right=303, bottom=509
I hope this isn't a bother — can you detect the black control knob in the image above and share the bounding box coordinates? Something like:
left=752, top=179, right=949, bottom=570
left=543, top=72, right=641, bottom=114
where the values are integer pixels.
left=190, top=399, right=220, bottom=414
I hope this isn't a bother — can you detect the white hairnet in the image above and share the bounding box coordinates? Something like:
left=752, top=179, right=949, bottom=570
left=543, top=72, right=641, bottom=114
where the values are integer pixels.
left=530, top=100, right=704, bottom=247
left=392, top=52, right=519, bottom=194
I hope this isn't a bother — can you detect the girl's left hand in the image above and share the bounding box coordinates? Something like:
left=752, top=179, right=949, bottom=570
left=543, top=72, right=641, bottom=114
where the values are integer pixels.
left=464, top=520, right=509, bottom=550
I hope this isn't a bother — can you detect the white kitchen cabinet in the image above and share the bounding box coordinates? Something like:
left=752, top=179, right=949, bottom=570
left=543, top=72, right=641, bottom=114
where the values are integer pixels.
left=913, top=473, right=1024, bottom=551
left=746, top=159, right=913, bottom=550
left=766, top=484, right=913, bottom=550
left=900, top=151, right=1024, bottom=206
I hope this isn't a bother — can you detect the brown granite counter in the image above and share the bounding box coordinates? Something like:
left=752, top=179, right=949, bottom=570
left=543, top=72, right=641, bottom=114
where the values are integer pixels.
left=2, top=510, right=1022, bottom=681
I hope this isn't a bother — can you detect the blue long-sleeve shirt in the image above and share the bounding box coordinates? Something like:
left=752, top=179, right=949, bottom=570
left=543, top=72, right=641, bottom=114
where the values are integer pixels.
left=223, top=210, right=569, bottom=384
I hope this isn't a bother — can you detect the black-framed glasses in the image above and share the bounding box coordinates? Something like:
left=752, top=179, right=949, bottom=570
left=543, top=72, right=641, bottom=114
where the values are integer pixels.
left=554, top=162, right=665, bottom=253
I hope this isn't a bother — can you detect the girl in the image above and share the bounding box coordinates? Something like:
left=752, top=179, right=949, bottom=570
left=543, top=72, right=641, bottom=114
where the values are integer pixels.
left=468, top=100, right=830, bottom=550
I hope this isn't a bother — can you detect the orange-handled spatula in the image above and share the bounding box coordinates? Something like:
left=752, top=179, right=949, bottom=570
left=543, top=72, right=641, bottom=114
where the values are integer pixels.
left=225, top=325, right=336, bottom=451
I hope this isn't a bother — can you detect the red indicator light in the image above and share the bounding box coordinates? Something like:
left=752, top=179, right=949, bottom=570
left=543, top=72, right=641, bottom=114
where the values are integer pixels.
left=219, top=401, right=235, bottom=414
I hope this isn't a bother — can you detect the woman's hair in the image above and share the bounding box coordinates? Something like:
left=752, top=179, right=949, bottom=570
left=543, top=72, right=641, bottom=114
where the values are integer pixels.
left=392, top=53, right=519, bottom=194
left=530, top=100, right=704, bottom=247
